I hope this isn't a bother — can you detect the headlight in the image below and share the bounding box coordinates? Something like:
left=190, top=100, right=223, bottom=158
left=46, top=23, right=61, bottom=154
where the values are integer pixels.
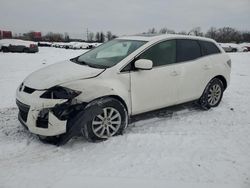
left=40, top=86, right=81, bottom=99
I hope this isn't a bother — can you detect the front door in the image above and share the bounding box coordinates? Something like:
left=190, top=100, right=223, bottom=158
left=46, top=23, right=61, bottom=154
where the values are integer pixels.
left=130, top=40, right=180, bottom=115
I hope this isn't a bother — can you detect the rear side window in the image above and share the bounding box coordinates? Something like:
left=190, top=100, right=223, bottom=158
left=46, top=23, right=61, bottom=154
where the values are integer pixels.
left=199, top=41, right=221, bottom=55
left=139, top=40, right=176, bottom=67
left=176, top=39, right=201, bottom=62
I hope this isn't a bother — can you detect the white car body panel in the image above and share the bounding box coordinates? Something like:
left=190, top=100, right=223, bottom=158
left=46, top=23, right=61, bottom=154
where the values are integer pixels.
left=130, top=65, right=178, bottom=114
left=16, top=34, right=231, bottom=136
left=24, top=60, right=104, bottom=89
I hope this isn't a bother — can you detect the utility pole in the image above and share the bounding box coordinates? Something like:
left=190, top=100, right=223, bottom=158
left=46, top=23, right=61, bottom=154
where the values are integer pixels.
left=86, top=28, right=89, bottom=41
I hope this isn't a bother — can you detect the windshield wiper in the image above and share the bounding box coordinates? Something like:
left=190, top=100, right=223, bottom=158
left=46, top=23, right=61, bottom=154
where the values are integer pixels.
left=70, top=57, right=107, bottom=69
left=86, top=63, right=108, bottom=69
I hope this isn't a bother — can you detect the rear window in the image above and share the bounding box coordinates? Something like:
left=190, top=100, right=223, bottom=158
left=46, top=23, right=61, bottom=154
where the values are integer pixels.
left=176, top=39, right=201, bottom=62
left=200, top=41, right=221, bottom=55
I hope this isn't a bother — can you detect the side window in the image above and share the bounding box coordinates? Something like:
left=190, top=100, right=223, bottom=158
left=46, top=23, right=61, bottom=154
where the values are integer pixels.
left=176, top=39, right=201, bottom=62
left=139, top=40, right=176, bottom=67
left=200, top=41, right=221, bottom=56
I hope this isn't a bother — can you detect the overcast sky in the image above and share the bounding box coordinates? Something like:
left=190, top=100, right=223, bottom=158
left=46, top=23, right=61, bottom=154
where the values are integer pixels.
left=0, top=0, right=249, bottom=39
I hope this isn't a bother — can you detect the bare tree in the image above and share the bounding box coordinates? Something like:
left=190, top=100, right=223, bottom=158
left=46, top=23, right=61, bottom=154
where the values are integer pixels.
left=88, top=32, right=94, bottom=42
left=64, top=32, right=70, bottom=42
left=242, top=31, right=250, bottom=42
left=159, top=28, right=175, bottom=34
left=189, top=27, right=203, bottom=36
left=148, top=28, right=157, bottom=34
left=45, top=32, right=63, bottom=42
left=106, top=31, right=113, bottom=41
left=95, top=32, right=100, bottom=42
left=159, top=28, right=167, bottom=34
left=100, top=32, right=105, bottom=42
left=22, top=31, right=35, bottom=40
left=216, top=27, right=241, bottom=43
left=178, top=31, right=187, bottom=35
left=205, top=27, right=217, bottom=40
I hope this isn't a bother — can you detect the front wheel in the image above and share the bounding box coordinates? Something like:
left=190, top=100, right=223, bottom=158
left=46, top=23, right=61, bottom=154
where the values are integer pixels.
left=199, top=78, right=224, bottom=110
left=83, top=98, right=128, bottom=142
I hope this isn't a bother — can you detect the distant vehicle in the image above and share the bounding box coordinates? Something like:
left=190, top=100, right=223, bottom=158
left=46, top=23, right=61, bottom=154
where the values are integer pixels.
left=0, top=39, right=38, bottom=53
left=0, top=43, right=2, bottom=51
left=72, top=42, right=95, bottom=49
left=219, top=43, right=248, bottom=52
left=92, top=43, right=102, bottom=48
left=50, top=42, right=102, bottom=50
left=38, top=42, right=52, bottom=47
left=16, top=34, right=231, bottom=145
left=240, top=43, right=250, bottom=52
left=244, top=46, right=250, bottom=51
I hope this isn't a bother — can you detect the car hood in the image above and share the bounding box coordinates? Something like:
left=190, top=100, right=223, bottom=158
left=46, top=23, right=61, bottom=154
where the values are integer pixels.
left=24, top=60, right=105, bottom=89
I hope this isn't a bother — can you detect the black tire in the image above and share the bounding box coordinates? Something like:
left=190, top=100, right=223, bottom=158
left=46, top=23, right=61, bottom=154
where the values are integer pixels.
left=83, top=97, right=128, bottom=142
left=23, top=48, right=30, bottom=53
left=2, top=47, right=9, bottom=53
left=38, top=135, right=61, bottom=145
left=199, top=78, right=224, bottom=110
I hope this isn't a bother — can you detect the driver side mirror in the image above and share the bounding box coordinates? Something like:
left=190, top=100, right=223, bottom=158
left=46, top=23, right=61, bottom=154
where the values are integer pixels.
left=134, top=59, right=153, bottom=70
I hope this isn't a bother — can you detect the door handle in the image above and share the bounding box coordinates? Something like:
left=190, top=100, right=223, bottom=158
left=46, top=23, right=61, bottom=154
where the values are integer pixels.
left=171, top=71, right=178, bottom=76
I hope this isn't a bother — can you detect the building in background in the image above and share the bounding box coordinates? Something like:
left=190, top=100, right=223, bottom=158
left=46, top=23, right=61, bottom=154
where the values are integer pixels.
left=0, top=30, right=13, bottom=39
left=32, top=32, right=42, bottom=41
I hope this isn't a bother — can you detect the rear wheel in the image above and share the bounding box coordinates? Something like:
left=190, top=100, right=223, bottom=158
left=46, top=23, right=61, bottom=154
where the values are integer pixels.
left=23, top=48, right=30, bottom=53
left=232, top=48, right=237, bottom=52
left=82, top=98, right=128, bottom=142
left=199, top=78, right=224, bottom=110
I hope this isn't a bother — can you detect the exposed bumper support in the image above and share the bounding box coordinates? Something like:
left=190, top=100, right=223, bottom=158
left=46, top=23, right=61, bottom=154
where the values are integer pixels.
left=58, top=104, right=103, bottom=145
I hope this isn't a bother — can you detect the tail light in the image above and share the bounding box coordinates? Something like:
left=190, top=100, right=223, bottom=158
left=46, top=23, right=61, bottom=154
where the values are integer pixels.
left=30, top=44, right=35, bottom=48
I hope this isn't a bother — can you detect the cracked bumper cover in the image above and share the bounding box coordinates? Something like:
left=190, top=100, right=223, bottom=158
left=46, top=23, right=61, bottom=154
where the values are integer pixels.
left=16, top=88, right=83, bottom=136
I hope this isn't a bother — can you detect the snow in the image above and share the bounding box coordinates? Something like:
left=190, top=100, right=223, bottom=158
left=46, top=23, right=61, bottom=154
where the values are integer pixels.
left=0, top=39, right=37, bottom=47
left=0, top=48, right=250, bottom=188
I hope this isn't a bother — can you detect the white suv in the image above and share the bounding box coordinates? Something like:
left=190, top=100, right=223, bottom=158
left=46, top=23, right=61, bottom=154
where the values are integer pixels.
left=16, top=34, right=231, bottom=144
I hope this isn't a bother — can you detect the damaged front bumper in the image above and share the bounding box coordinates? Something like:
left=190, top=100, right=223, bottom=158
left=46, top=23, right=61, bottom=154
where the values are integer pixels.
left=16, top=88, right=86, bottom=137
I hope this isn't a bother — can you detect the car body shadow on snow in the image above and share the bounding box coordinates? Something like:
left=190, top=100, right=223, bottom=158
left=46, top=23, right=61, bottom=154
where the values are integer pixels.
left=0, top=101, right=200, bottom=146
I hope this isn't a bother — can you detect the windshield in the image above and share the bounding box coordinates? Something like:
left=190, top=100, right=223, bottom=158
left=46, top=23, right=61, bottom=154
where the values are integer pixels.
left=76, top=39, right=146, bottom=68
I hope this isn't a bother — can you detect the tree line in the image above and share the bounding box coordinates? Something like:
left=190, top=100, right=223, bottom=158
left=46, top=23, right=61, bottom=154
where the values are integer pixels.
left=146, top=27, right=250, bottom=43
left=17, top=31, right=117, bottom=43
left=15, top=27, right=250, bottom=43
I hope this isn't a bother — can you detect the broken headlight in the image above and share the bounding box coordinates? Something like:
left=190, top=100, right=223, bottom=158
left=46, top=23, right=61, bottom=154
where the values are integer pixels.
left=40, top=86, right=81, bottom=99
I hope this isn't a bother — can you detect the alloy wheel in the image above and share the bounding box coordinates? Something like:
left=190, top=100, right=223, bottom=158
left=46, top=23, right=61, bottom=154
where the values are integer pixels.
left=207, top=84, right=222, bottom=106
left=91, top=107, right=122, bottom=138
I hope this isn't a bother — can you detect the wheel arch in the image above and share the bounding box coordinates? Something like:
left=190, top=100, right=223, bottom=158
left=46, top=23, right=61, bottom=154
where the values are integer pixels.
left=213, top=75, right=227, bottom=90
left=200, top=75, right=228, bottom=99
left=87, top=95, right=129, bottom=115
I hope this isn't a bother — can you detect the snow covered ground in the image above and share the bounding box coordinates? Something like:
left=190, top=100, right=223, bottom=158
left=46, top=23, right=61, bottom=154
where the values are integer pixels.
left=0, top=48, right=250, bottom=188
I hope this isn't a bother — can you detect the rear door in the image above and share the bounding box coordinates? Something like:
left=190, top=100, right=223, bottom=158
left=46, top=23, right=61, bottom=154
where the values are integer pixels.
left=174, top=39, right=210, bottom=103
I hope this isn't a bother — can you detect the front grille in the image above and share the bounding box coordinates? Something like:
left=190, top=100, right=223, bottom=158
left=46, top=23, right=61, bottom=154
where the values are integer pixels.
left=23, top=86, right=36, bottom=94
left=16, top=100, right=30, bottom=122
